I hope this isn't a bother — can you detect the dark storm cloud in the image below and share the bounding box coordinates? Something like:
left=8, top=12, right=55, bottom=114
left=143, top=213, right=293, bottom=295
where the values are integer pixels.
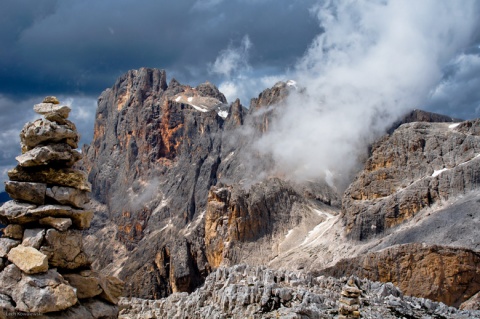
left=0, top=0, right=319, bottom=191
left=0, top=0, right=319, bottom=98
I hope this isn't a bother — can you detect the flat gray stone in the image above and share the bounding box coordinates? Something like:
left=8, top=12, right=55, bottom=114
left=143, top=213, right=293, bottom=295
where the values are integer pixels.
left=34, top=103, right=71, bottom=118
left=5, top=181, right=46, bottom=205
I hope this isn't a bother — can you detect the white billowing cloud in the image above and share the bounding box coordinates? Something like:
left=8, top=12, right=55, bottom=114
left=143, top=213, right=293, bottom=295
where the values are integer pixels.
left=255, top=0, right=478, bottom=188
left=210, top=35, right=287, bottom=103
left=210, top=35, right=252, bottom=78
left=219, top=74, right=285, bottom=104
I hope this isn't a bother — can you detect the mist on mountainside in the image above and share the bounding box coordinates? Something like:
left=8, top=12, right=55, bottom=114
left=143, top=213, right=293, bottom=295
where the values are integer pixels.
left=244, top=0, right=478, bottom=189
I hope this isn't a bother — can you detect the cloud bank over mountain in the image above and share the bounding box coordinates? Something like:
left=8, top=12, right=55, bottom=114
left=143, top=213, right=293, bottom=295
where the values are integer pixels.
left=255, top=0, right=480, bottom=185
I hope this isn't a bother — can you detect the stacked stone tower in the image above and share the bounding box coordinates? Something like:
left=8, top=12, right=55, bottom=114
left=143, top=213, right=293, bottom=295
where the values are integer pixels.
left=338, top=277, right=361, bottom=318
left=0, top=97, right=122, bottom=318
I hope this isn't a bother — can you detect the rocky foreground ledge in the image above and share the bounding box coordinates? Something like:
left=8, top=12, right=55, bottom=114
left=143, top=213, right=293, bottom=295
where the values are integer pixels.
left=118, top=264, right=480, bottom=319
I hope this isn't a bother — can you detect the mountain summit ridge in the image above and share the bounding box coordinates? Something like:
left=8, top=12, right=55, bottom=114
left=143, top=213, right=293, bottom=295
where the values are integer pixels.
left=81, top=68, right=480, bottom=312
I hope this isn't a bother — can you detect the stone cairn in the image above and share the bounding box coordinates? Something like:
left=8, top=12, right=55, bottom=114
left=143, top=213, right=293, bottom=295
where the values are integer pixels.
left=338, top=277, right=361, bottom=318
left=0, top=97, right=123, bottom=319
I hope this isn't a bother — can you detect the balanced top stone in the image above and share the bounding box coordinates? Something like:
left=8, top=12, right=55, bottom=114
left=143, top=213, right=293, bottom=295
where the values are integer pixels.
left=34, top=102, right=71, bottom=119
left=43, top=96, right=60, bottom=104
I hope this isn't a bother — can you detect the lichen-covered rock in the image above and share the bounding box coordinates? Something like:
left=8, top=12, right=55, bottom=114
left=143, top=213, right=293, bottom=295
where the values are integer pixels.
left=40, top=229, right=90, bottom=270
left=8, top=166, right=91, bottom=191
left=16, top=144, right=81, bottom=167
left=5, top=181, right=46, bottom=205
left=7, top=245, right=48, bottom=274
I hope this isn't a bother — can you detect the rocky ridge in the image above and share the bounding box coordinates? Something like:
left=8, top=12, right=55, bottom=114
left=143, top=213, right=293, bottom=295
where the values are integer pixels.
left=81, top=68, right=480, bottom=311
left=118, top=264, right=480, bottom=319
left=81, top=68, right=330, bottom=299
left=0, top=97, right=123, bottom=318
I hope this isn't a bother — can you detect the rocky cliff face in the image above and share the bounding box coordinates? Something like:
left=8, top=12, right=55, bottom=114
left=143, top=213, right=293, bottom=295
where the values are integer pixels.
left=83, top=67, right=480, bottom=311
left=319, top=243, right=480, bottom=307
left=82, top=68, right=334, bottom=299
left=343, top=120, right=480, bottom=240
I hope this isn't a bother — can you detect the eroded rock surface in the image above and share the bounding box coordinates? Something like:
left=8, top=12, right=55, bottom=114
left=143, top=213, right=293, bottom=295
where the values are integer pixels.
left=343, top=120, right=480, bottom=240
left=118, top=265, right=480, bottom=319
left=319, top=243, right=480, bottom=307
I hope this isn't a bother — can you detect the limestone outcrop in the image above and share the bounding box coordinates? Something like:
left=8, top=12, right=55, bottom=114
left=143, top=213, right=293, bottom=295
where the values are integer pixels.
left=342, top=120, right=480, bottom=240
left=318, top=243, right=480, bottom=307
left=0, top=97, right=123, bottom=318
left=118, top=264, right=480, bottom=319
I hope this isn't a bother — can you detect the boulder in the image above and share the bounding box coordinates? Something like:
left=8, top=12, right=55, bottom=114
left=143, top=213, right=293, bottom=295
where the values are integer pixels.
left=40, top=229, right=90, bottom=270
left=19, top=118, right=78, bottom=151
left=7, top=245, right=48, bottom=274
left=4, top=181, right=46, bottom=205
left=0, top=238, right=20, bottom=258
left=46, top=186, right=89, bottom=208
left=34, top=103, right=71, bottom=118
left=1, top=224, right=23, bottom=239
left=22, top=228, right=45, bottom=249
left=16, top=144, right=81, bottom=167
left=12, top=269, right=77, bottom=313
left=8, top=166, right=91, bottom=191
left=63, top=270, right=103, bottom=299
left=40, top=217, right=72, bottom=231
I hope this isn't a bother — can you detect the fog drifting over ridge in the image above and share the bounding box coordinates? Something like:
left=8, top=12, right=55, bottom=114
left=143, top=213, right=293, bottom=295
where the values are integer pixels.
left=254, top=0, right=479, bottom=187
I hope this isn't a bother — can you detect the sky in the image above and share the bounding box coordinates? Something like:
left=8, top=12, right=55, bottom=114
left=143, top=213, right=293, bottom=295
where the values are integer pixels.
left=1, top=0, right=480, bottom=191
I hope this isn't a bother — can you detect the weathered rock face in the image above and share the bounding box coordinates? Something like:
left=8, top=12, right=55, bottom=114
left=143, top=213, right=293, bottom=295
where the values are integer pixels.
left=205, top=178, right=309, bottom=268
left=82, top=68, right=339, bottom=299
left=318, top=243, right=480, bottom=307
left=343, top=120, right=480, bottom=240
left=0, top=97, right=122, bottom=318
left=118, top=265, right=480, bottom=319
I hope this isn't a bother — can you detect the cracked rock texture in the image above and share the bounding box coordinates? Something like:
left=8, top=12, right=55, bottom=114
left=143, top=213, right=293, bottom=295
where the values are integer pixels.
left=118, top=265, right=480, bottom=319
left=342, top=120, right=480, bottom=240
